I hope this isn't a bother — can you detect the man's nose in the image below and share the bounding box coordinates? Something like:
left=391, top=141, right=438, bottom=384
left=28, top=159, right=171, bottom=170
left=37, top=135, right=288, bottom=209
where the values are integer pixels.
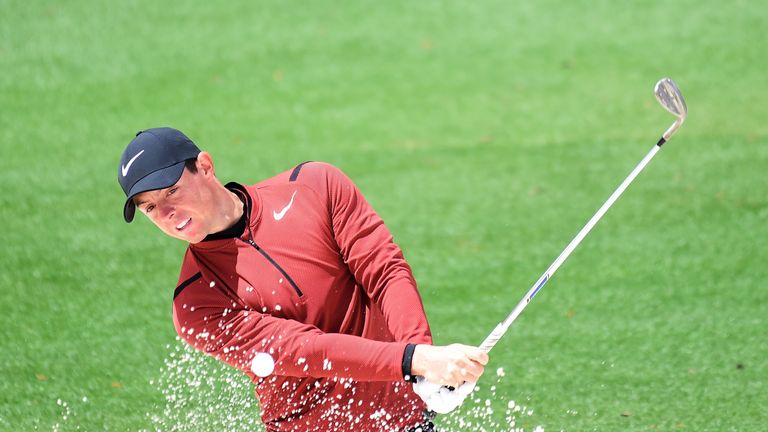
left=159, top=204, right=175, bottom=220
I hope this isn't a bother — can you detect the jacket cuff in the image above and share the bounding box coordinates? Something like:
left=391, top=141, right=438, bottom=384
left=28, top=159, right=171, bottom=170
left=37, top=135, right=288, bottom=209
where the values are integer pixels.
left=401, top=343, right=418, bottom=383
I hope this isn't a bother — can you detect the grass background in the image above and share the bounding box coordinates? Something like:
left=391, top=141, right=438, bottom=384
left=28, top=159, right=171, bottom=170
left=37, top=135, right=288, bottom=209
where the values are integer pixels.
left=2, top=0, right=766, bottom=430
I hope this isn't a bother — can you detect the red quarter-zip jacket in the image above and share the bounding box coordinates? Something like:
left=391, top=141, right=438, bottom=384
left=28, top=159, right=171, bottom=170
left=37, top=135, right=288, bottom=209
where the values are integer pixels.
left=172, top=162, right=433, bottom=431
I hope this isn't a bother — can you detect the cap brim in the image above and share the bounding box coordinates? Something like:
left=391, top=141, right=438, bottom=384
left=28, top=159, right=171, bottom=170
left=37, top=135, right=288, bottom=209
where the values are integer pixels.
left=123, top=160, right=186, bottom=222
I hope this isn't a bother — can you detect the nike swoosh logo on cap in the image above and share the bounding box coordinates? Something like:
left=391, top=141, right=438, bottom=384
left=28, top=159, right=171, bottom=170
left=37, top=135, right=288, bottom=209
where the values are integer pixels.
left=273, top=191, right=297, bottom=221
left=121, top=149, right=145, bottom=177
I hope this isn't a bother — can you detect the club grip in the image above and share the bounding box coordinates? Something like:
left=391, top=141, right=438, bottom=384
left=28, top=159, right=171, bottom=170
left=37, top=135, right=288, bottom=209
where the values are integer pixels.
left=479, top=323, right=506, bottom=353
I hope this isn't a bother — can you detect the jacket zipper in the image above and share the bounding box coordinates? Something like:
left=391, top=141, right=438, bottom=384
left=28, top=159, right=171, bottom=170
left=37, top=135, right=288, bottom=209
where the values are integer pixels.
left=246, top=239, right=304, bottom=297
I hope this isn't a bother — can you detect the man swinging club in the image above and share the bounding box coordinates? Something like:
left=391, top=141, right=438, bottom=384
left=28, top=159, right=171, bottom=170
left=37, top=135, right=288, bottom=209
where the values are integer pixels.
left=117, top=127, right=488, bottom=431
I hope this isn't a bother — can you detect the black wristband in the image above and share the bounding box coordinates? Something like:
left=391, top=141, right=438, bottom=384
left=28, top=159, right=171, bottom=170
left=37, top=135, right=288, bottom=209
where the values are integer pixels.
left=401, top=343, right=418, bottom=383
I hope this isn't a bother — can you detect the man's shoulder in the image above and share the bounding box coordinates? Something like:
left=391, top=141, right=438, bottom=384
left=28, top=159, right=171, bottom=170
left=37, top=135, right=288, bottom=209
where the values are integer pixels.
left=252, top=161, right=344, bottom=189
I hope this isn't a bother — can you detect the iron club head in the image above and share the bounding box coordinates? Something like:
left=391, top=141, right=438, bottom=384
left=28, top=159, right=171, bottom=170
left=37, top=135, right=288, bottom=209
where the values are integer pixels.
left=654, top=78, right=687, bottom=142
left=655, top=78, right=688, bottom=121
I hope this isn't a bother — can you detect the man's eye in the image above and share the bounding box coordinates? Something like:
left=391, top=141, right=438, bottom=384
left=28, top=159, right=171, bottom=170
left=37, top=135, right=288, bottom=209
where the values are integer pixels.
left=168, top=188, right=178, bottom=196
left=146, top=205, right=155, bottom=213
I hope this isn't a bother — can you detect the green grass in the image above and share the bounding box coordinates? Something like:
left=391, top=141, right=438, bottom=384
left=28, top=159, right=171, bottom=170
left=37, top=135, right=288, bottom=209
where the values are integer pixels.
left=2, top=1, right=767, bottom=430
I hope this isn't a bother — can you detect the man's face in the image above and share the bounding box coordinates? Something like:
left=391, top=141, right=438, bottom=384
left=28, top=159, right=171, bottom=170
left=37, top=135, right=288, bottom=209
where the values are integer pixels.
left=133, top=162, right=217, bottom=244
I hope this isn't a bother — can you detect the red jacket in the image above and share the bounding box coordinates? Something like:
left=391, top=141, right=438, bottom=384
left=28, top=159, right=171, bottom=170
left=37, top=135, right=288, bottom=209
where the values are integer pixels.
left=172, top=162, right=433, bottom=431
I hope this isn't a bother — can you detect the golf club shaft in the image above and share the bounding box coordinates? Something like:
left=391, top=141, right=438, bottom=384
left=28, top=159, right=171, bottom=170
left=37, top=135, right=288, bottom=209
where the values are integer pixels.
left=478, top=140, right=667, bottom=353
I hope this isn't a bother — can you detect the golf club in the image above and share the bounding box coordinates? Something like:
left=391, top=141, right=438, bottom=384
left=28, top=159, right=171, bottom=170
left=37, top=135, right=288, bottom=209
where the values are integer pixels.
left=478, top=77, right=688, bottom=353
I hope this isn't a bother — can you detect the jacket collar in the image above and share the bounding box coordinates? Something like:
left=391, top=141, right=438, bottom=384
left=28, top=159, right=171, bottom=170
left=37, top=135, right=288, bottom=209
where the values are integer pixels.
left=190, top=181, right=262, bottom=250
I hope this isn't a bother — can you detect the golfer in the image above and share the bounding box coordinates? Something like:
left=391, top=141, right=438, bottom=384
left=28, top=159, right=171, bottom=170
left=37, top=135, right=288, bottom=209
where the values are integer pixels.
left=118, top=127, right=488, bottom=431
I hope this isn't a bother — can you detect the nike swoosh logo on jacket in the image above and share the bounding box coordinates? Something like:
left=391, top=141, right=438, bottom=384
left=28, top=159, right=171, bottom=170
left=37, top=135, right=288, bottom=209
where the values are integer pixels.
left=272, top=190, right=297, bottom=221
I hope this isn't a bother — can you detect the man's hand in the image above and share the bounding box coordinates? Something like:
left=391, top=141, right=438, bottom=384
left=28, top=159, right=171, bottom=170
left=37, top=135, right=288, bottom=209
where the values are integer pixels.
left=409, top=344, right=488, bottom=414
left=411, top=344, right=488, bottom=387
left=413, top=376, right=476, bottom=414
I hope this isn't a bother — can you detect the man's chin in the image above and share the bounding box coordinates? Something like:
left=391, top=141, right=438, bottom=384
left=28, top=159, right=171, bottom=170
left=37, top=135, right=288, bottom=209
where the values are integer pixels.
left=166, top=229, right=205, bottom=244
left=183, top=231, right=207, bottom=244
left=188, top=235, right=206, bottom=244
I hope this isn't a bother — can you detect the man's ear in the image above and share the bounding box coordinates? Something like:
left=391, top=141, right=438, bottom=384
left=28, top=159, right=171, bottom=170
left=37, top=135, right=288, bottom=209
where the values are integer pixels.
left=196, top=152, right=215, bottom=177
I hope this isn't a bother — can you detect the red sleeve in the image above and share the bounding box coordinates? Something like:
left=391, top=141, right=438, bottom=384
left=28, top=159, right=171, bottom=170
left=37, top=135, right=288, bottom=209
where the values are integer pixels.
left=173, top=278, right=410, bottom=381
left=310, top=162, right=433, bottom=344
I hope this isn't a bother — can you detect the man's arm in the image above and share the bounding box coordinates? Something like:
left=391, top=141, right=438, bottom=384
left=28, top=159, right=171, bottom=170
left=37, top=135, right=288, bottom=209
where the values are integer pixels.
left=174, top=275, right=486, bottom=388
left=173, top=277, right=411, bottom=382
left=312, top=162, right=432, bottom=344
left=312, top=162, right=490, bottom=402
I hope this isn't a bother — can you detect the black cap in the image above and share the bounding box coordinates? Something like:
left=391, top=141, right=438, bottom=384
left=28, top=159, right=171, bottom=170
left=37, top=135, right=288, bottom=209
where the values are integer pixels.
left=118, top=127, right=201, bottom=222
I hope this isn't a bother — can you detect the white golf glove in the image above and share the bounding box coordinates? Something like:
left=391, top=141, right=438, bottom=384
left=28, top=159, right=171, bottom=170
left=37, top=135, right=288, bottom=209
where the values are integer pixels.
left=413, top=376, right=476, bottom=414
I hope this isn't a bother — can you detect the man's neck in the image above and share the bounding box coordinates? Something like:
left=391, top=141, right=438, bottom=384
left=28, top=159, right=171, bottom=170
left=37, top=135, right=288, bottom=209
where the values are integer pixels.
left=210, top=186, right=245, bottom=233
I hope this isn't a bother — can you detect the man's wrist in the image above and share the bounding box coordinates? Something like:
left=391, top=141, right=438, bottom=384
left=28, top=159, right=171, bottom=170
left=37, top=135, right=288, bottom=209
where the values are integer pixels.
left=401, top=343, right=418, bottom=382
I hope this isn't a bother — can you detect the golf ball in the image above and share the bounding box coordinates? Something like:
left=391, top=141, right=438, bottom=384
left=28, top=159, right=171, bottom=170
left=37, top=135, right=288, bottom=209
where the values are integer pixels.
left=250, top=352, right=275, bottom=377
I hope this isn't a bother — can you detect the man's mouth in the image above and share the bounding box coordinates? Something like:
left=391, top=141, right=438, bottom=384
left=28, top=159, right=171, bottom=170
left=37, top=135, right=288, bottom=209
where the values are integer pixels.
left=176, top=218, right=191, bottom=231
